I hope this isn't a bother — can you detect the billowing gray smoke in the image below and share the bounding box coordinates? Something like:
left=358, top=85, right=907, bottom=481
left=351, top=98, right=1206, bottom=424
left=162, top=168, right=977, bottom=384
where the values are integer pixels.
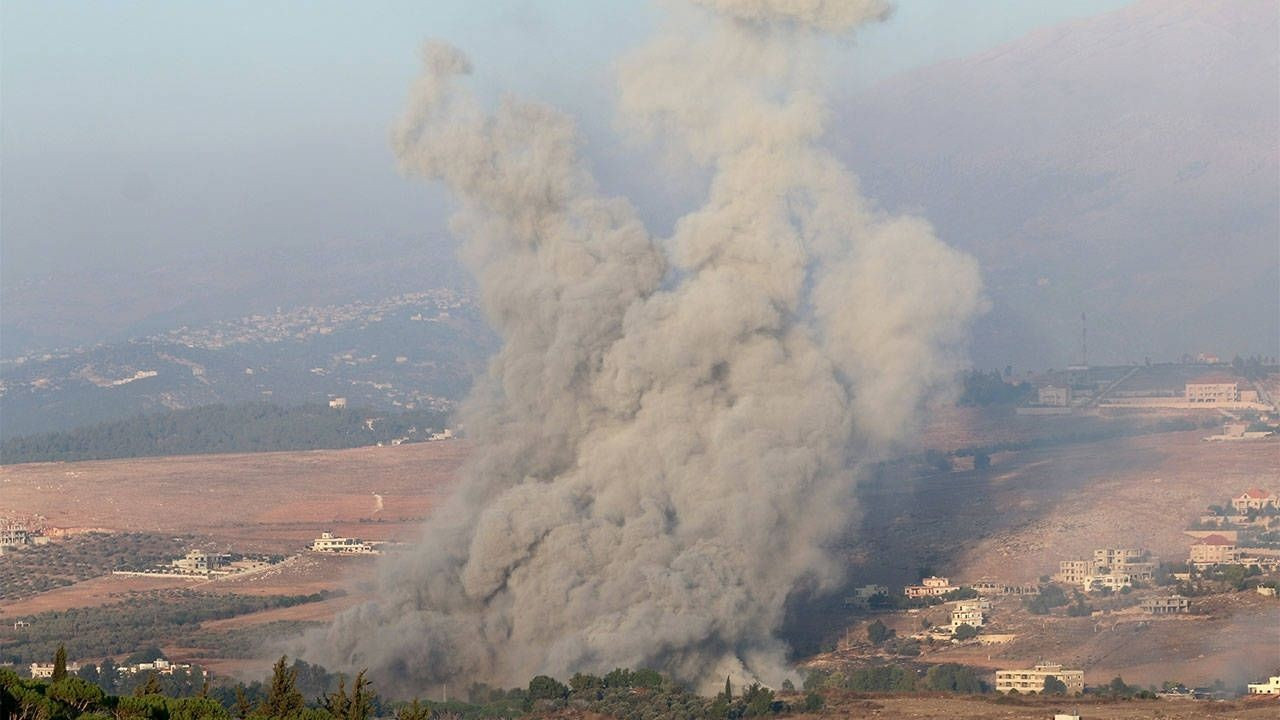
left=304, top=0, right=984, bottom=692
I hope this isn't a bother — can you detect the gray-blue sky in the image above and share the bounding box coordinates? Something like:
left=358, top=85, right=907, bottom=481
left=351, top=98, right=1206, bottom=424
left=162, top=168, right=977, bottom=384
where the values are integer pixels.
left=2, top=0, right=1133, bottom=283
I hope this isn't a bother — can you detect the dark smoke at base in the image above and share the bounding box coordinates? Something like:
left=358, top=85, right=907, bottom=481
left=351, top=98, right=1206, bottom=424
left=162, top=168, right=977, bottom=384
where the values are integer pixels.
left=300, top=0, right=985, bottom=695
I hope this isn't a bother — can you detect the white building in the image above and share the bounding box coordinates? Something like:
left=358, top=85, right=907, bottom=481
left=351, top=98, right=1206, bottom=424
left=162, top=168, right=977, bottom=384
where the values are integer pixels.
left=310, top=531, right=378, bottom=554
left=1185, top=377, right=1240, bottom=403
left=171, top=549, right=228, bottom=574
left=30, top=662, right=81, bottom=679
left=904, top=576, right=957, bottom=598
left=996, top=662, right=1084, bottom=694
left=120, top=658, right=192, bottom=676
left=328, top=397, right=347, bottom=409
left=950, top=598, right=990, bottom=630
left=1247, top=676, right=1280, bottom=695
left=1038, top=385, right=1071, bottom=407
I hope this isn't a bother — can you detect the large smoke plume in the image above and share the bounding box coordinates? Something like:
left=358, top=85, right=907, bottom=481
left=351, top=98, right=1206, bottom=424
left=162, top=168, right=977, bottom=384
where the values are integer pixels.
left=304, top=0, right=984, bottom=692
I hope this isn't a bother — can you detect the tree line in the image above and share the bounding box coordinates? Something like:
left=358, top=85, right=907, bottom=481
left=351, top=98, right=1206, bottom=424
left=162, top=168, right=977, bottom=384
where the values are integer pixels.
left=1, top=403, right=450, bottom=464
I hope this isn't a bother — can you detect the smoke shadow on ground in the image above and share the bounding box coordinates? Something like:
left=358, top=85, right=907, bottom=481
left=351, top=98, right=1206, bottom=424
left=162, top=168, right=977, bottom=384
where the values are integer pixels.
left=778, top=431, right=1167, bottom=658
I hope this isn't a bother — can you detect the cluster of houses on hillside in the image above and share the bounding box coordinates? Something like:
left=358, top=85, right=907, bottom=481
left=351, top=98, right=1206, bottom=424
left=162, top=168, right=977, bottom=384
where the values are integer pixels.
left=1185, top=488, right=1280, bottom=570
left=1053, top=547, right=1157, bottom=592
left=28, top=657, right=196, bottom=680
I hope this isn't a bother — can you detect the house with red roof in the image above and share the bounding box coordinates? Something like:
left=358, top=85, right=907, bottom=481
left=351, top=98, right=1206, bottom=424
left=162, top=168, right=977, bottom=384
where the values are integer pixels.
left=1189, top=534, right=1239, bottom=567
left=1231, top=488, right=1279, bottom=513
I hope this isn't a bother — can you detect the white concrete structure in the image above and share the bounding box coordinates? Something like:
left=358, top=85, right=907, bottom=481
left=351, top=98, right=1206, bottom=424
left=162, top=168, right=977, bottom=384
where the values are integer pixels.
left=1185, top=377, right=1240, bottom=403
left=310, top=531, right=378, bottom=554
left=996, top=662, right=1084, bottom=694
left=1247, top=676, right=1280, bottom=694
left=904, top=576, right=957, bottom=598
left=30, top=662, right=81, bottom=679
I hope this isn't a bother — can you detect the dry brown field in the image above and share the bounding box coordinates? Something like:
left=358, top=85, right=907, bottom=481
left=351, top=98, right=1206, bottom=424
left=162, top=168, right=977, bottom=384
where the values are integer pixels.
left=0, top=440, right=467, bottom=551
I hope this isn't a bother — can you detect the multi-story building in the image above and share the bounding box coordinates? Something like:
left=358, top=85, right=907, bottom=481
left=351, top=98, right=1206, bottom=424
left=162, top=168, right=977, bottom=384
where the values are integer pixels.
left=1055, top=560, right=1092, bottom=585
left=904, top=576, right=957, bottom=598
left=1189, top=534, right=1238, bottom=567
left=995, top=662, right=1085, bottom=694
left=1140, top=596, right=1189, bottom=614
left=1057, top=548, right=1156, bottom=591
left=171, top=550, right=229, bottom=574
left=1232, top=488, right=1279, bottom=512
left=1093, top=548, right=1143, bottom=569
left=949, top=598, right=991, bottom=630
left=1248, top=676, right=1280, bottom=695
left=1185, top=377, right=1240, bottom=403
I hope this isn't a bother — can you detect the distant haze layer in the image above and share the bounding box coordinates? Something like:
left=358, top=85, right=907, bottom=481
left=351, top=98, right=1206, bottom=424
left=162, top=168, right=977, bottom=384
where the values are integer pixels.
left=3, top=0, right=1275, bottom=371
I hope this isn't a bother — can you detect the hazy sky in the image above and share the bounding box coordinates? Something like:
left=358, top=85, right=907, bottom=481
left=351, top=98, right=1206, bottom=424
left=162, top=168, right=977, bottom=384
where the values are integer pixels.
left=1, top=0, right=1133, bottom=283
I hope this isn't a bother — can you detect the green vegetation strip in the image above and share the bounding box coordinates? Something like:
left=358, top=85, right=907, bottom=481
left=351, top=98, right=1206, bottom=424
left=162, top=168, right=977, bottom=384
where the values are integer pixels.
left=0, top=590, right=337, bottom=664
left=1, top=402, right=450, bottom=464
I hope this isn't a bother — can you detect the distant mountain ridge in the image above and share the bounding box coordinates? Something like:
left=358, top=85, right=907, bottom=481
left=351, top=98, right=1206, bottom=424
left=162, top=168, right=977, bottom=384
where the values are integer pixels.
left=836, top=0, right=1278, bottom=369
left=0, top=290, right=496, bottom=438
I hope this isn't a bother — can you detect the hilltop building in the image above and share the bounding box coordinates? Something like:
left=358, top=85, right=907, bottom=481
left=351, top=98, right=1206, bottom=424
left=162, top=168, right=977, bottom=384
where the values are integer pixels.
left=995, top=662, right=1084, bottom=694
left=904, top=576, right=957, bottom=598
left=310, top=531, right=378, bottom=555
left=1189, top=534, right=1238, bottom=567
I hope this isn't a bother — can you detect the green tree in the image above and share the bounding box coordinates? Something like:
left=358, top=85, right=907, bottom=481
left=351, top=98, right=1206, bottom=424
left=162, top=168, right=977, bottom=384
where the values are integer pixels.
left=347, top=670, right=374, bottom=720
left=324, top=675, right=350, bottom=719
left=260, top=656, right=305, bottom=718
left=1042, top=675, right=1068, bottom=695
left=952, top=623, right=979, bottom=641
left=803, top=692, right=824, bottom=711
left=723, top=676, right=732, bottom=700
left=395, top=698, right=431, bottom=720
left=867, top=619, right=892, bottom=644
left=742, top=683, right=775, bottom=716
left=48, top=676, right=106, bottom=714
left=528, top=675, right=568, bottom=701
left=925, top=663, right=984, bottom=693
left=569, top=673, right=601, bottom=693
left=52, top=644, right=68, bottom=682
